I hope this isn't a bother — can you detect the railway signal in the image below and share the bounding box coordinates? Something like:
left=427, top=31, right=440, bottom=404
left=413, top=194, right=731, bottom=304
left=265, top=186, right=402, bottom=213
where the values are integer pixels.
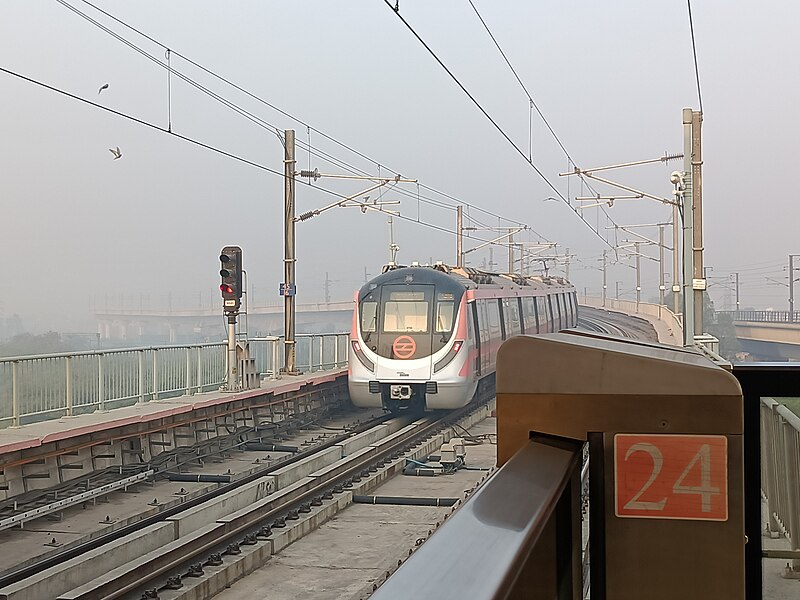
left=219, top=246, right=242, bottom=313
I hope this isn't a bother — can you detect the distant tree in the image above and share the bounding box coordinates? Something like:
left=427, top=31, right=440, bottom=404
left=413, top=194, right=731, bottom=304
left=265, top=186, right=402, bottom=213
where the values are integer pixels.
left=703, top=294, right=741, bottom=359
left=0, top=332, right=67, bottom=357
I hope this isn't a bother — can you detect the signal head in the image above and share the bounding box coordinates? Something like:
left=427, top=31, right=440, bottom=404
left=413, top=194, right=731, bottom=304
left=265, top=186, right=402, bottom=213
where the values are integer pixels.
left=219, top=245, right=243, bottom=310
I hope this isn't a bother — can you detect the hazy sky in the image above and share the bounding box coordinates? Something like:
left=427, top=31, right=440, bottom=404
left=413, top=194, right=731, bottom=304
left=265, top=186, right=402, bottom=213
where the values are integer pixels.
left=2, top=1, right=798, bottom=333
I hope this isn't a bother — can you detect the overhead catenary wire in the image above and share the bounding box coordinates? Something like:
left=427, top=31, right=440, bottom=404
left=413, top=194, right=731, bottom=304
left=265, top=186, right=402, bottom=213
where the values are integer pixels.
left=686, top=0, right=703, bottom=113
left=380, top=0, right=614, bottom=248
left=63, top=0, right=545, bottom=241
left=0, top=64, right=526, bottom=255
left=465, top=0, right=658, bottom=239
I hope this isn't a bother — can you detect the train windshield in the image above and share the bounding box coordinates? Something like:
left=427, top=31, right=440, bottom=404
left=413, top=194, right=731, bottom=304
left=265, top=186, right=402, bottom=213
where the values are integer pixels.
left=383, top=290, right=429, bottom=332
left=358, top=279, right=463, bottom=360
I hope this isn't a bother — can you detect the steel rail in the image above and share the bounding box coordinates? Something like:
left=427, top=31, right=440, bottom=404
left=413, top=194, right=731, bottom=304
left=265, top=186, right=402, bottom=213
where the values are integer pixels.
left=0, top=398, right=385, bottom=589
left=96, top=392, right=494, bottom=600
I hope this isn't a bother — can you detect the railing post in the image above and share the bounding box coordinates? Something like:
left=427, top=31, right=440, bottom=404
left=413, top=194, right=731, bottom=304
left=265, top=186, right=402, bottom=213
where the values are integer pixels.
left=197, top=346, right=203, bottom=392
left=65, top=356, right=73, bottom=417
left=782, top=415, right=800, bottom=570
left=152, top=349, right=159, bottom=401
left=185, top=347, right=192, bottom=396
left=138, top=350, right=145, bottom=404
left=272, top=338, right=280, bottom=380
left=333, top=334, right=340, bottom=368
left=97, top=353, right=105, bottom=412
left=11, top=361, right=19, bottom=427
left=319, top=335, right=325, bottom=371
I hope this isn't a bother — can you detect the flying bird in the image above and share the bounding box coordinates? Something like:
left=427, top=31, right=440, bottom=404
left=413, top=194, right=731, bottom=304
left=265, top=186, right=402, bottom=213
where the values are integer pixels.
left=98, top=83, right=109, bottom=94
left=109, top=147, right=122, bottom=160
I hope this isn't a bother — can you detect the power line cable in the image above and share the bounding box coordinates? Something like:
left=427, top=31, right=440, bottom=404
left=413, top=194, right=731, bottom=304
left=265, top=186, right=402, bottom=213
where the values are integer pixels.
left=1, top=63, right=538, bottom=259
left=380, top=0, right=613, bottom=248
left=686, top=0, right=703, bottom=112
left=465, top=0, right=621, bottom=234
left=66, top=0, right=544, bottom=240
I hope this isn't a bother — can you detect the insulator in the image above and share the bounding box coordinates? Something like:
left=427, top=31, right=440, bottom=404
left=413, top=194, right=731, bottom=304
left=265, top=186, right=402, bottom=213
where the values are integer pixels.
left=298, top=210, right=316, bottom=221
left=299, top=168, right=320, bottom=180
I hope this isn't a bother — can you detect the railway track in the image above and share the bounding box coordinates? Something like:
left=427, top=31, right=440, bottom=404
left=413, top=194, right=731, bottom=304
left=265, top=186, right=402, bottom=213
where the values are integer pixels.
left=0, top=385, right=495, bottom=600
left=0, top=402, right=382, bottom=588
left=577, top=306, right=658, bottom=342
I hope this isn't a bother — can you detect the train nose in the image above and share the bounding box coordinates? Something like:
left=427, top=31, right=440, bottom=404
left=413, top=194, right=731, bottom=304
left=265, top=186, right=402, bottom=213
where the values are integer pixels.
left=390, top=384, right=412, bottom=400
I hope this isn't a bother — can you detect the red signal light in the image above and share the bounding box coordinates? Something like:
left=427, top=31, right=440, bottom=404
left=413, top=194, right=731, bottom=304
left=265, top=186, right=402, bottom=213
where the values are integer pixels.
left=220, top=284, right=234, bottom=294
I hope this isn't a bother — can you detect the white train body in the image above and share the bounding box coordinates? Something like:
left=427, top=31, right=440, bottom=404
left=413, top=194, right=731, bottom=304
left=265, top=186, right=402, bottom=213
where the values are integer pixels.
left=348, top=264, right=577, bottom=411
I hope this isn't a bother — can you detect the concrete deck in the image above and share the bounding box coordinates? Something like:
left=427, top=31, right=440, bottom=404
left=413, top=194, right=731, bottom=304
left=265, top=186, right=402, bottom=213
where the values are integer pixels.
left=210, top=416, right=498, bottom=600
left=0, top=369, right=347, bottom=457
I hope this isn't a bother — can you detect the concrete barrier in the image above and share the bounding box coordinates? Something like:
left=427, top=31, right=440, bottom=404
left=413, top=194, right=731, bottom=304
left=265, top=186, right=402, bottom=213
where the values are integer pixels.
left=268, top=446, right=343, bottom=490
left=0, top=523, right=174, bottom=600
left=336, top=425, right=389, bottom=456
left=167, top=478, right=273, bottom=538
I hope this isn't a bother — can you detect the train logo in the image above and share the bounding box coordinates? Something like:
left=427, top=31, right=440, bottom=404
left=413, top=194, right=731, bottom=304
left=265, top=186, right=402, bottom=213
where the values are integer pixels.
left=392, top=336, right=416, bottom=359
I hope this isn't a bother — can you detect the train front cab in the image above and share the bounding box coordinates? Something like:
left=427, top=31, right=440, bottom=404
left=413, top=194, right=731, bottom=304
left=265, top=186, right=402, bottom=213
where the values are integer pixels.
left=349, top=270, right=474, bottom=411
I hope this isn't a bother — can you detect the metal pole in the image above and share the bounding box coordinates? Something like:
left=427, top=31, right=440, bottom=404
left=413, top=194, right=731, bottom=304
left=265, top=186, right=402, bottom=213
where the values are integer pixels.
left=508, top=231, right=513, bottom=273
left=673, top=200, right=680, bottom=315
left=734, top=272, right=740, bottom=313
left=457, top=205, right=463, bottom=267
left=616, top=281, right=621, bottom=301
left=388, top=215, right=398, bottom=263
left=790, top=255, right=795, bottom=316
left=284, top=129, right=297, bottom=374
left=227, top=315, right=237, bottom=390
left=659, top=225, right=665, bottom=306
left=565, top=247, right=570, bottom=280
left=602, top=250, right=607, bottom=308
left=691, top=110, right=704, bottom=337
left=682, top=108, right=695, bottom=345
left=635, top=241, right=641, bottom=311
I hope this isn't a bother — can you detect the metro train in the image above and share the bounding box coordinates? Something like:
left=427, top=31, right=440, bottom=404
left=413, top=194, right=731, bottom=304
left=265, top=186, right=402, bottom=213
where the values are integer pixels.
left=348, top=262, right=578, bottom=411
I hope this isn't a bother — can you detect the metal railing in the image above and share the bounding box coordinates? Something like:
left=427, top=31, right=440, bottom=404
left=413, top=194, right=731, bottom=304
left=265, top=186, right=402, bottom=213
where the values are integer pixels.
left=761, top=398, right=800, bottom=562
left=718, top=310, right=800, bottom=324
left=372, top=435, right=583, bottom=600
left=0, top=333, right=349, bottom=428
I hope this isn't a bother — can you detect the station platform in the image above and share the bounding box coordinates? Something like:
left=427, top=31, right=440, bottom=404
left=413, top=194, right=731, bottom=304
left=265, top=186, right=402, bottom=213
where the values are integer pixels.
left=0, top=369, right=347, bottom=456
left=0, top=369, right=348, bottom=499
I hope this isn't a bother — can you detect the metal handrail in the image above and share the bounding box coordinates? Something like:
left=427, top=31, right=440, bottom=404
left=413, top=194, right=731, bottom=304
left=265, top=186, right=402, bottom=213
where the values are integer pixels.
left=718, top=310, right=800, bottom=324
left=761, top=397, right=800, bottom=558
left=0, top=332, right=349, bottom=428
left=371, top=436, right=583, bottom=600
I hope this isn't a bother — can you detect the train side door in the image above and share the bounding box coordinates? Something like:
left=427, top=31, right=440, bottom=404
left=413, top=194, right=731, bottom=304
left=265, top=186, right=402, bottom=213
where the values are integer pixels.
left=477, top=299, right=491, bottom=374
left=469, top=301, right=481, bottom=377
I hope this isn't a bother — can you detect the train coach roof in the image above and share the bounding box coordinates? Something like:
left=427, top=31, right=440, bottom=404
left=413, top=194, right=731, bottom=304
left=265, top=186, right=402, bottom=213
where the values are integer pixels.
left=358, top=266, right=471, bottom=297
left=358, top=264, right=575, bottom=298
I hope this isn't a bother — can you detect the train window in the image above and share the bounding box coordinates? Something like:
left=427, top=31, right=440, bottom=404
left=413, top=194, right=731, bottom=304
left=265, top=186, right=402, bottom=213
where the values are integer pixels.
left=521, top=297, right=533, bottom=332
left=503, top=299, right=521, bottom=336
left=435, top=302, right=455, bottom=333
left=556, top=294, right=564, bottom=330
left=488, top=300, right=501, bottom=338
left=361, top=301, right=378, bottom=332
left=383, top=300, right=429, bottom=332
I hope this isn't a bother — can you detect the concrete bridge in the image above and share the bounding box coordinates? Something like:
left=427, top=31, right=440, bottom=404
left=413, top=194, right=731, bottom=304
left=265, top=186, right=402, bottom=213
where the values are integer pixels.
left=716, top=310, right=800, bottom=360
left=96, top=301, right=354, bottom=343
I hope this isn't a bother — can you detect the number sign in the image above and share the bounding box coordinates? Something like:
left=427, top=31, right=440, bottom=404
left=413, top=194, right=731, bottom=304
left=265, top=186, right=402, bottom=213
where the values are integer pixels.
left=614, top=434, right=727, bottom=521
